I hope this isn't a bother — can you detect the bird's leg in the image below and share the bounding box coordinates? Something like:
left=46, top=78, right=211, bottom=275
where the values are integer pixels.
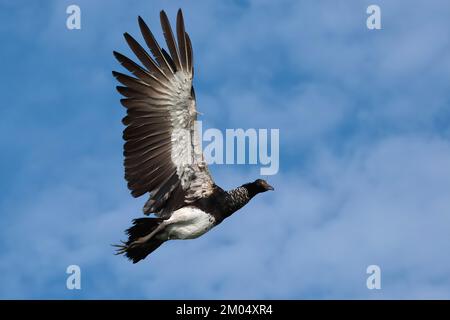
left=130, top=221, right=168, bottom=247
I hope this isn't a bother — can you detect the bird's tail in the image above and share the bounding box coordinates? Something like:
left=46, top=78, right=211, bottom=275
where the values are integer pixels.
left=114, top=218, right=165, bottom=263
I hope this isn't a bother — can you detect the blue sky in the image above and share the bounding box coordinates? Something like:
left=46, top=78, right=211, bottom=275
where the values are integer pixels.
left=1, top=0, right=450, bottom=299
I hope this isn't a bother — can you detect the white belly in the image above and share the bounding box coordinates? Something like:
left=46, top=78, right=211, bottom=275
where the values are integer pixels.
left=158, top=207, right=216, bottom=240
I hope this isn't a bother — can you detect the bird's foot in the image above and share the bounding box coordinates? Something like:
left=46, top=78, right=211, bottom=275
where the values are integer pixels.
left=112, top=241, right=128, bottom=255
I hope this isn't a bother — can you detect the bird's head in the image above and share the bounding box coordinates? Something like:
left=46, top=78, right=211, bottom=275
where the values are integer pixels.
left=252, top=179, right=274, bottom=193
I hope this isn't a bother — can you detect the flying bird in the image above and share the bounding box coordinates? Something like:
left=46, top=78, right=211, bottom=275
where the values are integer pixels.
left=113, top=9, right=274, bottom=263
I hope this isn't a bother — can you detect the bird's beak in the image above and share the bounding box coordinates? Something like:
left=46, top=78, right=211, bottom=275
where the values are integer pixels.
left=267, top=184, right=274, bottom=191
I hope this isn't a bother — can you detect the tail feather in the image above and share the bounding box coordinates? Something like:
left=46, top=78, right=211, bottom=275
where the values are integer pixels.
left=116, top=239, right=164, bottom=263
left=126, top=217, right=162, bottom=242
left=114, top=217, right=165, bottom=263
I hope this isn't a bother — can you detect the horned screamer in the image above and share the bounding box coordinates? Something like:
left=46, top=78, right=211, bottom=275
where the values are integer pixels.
left=113, top=9, right=274, bottom=263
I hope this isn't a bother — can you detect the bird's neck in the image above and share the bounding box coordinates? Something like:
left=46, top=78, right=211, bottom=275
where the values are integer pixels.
left=223, top=184, right=256, bottom=217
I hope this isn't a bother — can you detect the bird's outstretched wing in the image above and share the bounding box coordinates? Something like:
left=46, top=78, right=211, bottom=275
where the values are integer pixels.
left=113, top=9, right=214, bottom=218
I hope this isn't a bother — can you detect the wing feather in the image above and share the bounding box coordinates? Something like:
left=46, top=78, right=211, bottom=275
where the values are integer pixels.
left=176, top=9, right=188, bottom=72
left=138, top=16, right=175, bottom=75
left=113, top=10, right=215, bottom=217
left=160, top=11, right=183, bottom=72
left=123, top=33, right=168, bottom=81
left=113, top=51, right=171, bottom=90
left=185, top=32, right=194, bottom=76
